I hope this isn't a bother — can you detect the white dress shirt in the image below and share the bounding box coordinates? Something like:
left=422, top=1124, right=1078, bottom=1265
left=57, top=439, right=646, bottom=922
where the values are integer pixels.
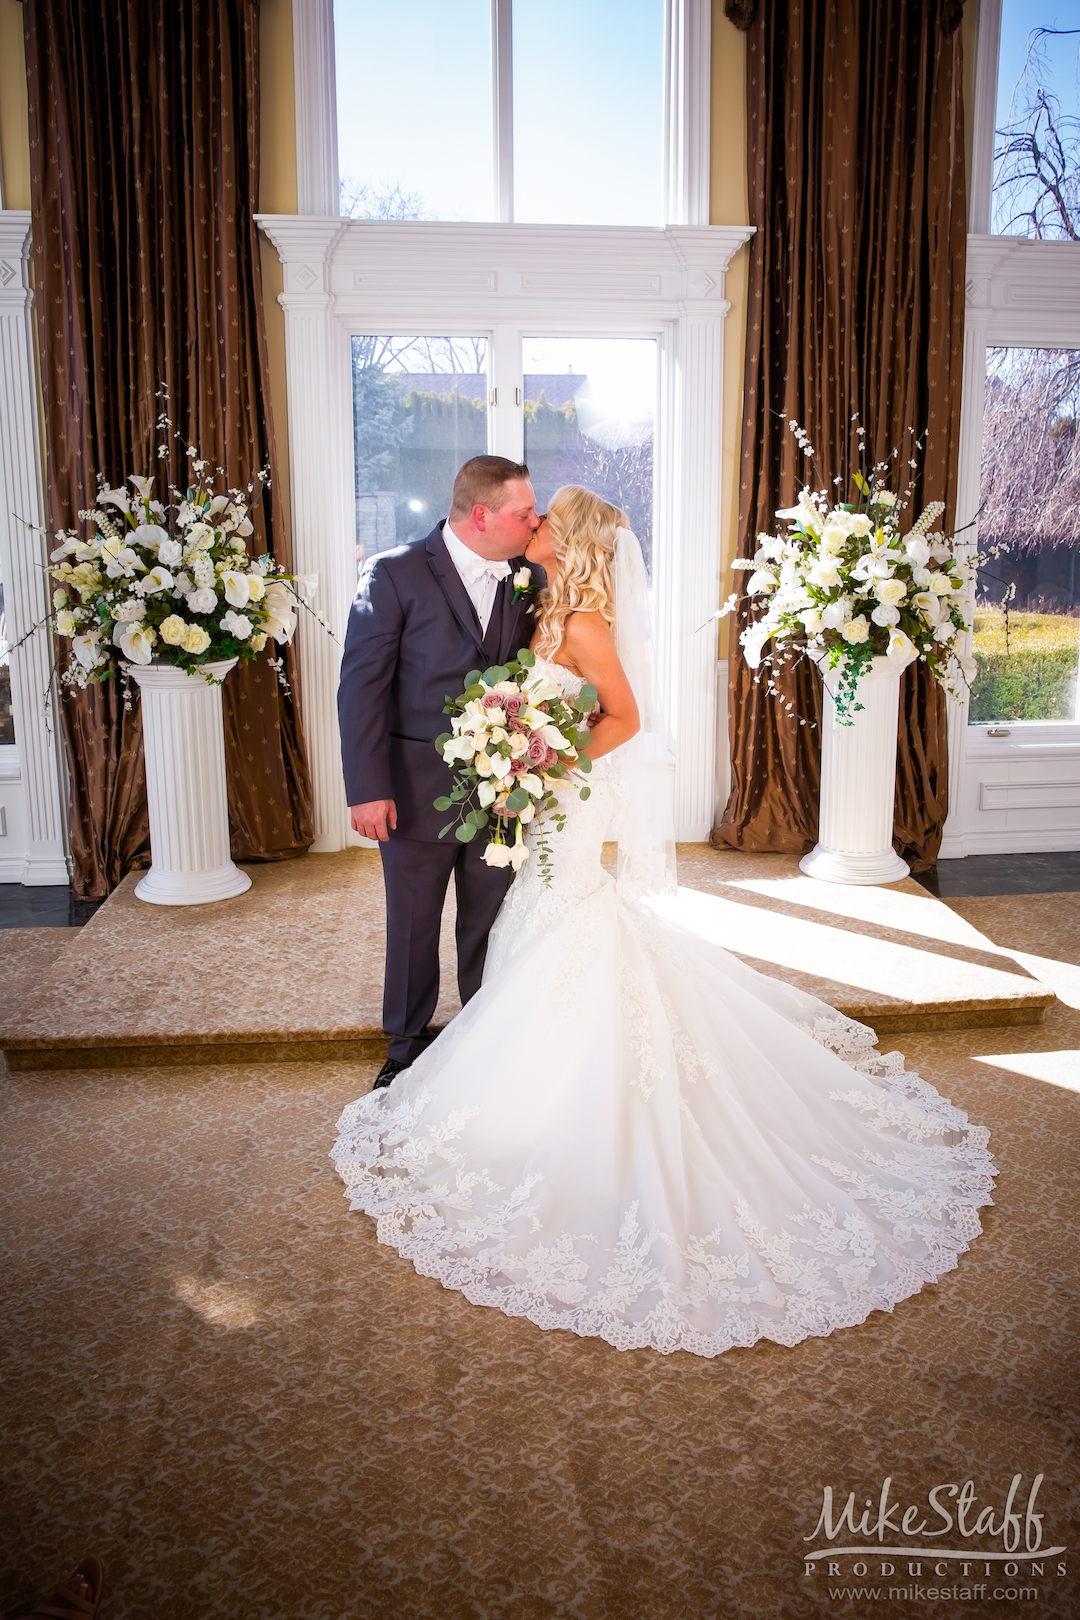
left=442, top=520, right=511, bottom=635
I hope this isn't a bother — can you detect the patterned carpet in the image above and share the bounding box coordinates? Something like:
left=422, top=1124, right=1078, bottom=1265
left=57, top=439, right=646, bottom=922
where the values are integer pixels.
left=1, top=894, right=1077, bottom=1619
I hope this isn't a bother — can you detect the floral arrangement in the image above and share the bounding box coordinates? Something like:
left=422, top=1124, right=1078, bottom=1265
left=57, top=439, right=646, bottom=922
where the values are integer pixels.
left=434, top=650, right=596, bottom=879
left=721, top=420, right=976, bottom=722
left=47, top=445, right=316, bottom=690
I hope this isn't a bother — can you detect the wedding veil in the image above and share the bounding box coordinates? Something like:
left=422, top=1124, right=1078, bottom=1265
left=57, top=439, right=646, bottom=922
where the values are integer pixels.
left=611, top=527, right=677, bottom=900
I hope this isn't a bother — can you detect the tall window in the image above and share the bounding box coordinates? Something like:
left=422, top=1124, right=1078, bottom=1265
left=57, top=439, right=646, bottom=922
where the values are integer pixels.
left=334, top=0, right=664, bottom=225
left=992, top=4, right=1079, bottom=238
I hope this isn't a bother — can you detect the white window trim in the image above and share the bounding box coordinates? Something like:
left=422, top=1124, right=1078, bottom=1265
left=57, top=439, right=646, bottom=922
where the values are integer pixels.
left=294, top=0, right=712, bottom=227
left=256, top=217, right=753, bottom=847
left=0, top=212, right=70, bottom=885
left=939, top=0, right=1080, bottom=856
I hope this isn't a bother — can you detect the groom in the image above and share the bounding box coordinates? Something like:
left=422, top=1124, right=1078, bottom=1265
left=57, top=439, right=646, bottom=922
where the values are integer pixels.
left=338, top=456, right=545, bottom=1089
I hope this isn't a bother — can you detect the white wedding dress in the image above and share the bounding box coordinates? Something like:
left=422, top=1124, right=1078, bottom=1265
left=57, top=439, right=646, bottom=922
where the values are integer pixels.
left=331, top=656, right=996, bottom=1359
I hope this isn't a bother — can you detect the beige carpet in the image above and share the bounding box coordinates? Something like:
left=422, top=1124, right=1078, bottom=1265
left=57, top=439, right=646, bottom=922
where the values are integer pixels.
left=1, top=894, right=1078, bottom=1619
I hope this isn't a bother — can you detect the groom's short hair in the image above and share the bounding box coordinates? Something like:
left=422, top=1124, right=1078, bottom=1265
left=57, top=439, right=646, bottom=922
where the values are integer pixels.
left=450, top=456, right=531, bottom=519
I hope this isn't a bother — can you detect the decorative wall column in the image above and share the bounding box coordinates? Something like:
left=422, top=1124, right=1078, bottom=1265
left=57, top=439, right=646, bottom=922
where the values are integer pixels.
left=292, top=0, right=339, bottom=216
left=256, top=216, right=354, bottom=852
left=0, top=212, right=69, bottom=885
left=663, top=0, right=712, bottom=227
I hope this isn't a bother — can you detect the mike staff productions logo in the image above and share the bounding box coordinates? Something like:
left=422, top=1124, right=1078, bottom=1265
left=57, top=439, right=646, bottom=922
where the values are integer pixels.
left=802, top=1473, right=1068, bottom=1604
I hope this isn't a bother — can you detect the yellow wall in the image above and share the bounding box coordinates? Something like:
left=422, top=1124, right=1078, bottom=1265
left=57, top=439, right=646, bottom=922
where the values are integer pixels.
left=259, top=0, right=298, bottom=548
left=0, top=0, right=30, bottom=210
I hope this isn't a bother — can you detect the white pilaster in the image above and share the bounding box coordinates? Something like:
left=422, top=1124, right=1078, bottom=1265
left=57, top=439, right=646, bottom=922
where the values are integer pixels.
left=663, top=0, right=712, bottom=226
left=292, top=0, right=339, bottom=216
left=0, top=212, right=69, bottom=885
left=257, top=216, right=354, bottom=852
left=128, top=660, right=251, bottom=905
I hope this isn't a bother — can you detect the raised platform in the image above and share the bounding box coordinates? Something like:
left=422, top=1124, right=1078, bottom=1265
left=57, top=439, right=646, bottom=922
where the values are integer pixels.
left=0, top=846, right=1055, bottom=1072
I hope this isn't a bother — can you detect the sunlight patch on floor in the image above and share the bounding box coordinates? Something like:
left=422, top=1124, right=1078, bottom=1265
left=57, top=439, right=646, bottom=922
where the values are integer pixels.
left=173, top=1276, right=276, bottom=1331
left=972, top=1051, right=1080, bottom=1093
left=666, top=887, right=1044, bottom=1006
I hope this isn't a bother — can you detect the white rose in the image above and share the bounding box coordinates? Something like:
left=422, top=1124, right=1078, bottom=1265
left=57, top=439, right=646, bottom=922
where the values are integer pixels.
left=509, top=732, right=529, bottom=756
left=904, top=538, right=931, bottom=568
left=886, top=628, right=916, bottom=665
left=181, top=623, right=211, bottom=654
left=821, top=598, right=853, bottom=630
left=820, top=523, right=847, bottom=556
left=873, top=577, right=907, bottom=606
left=808, top=558, right=842, bottom=588
left=220, top=610, right=253, bottom=640
left=157, top=538, right=183, bottom=566
left=873, top=490, right=897, bottom=508
left=481, top=842, right=512, bottom=868
left=929, top=572, right=957, bottom=596
left=841, top=615, right=870, bottom=644
left=221, top=570, right=251, bottom=609
left=55, top=609, right=78, bottom=636
left=245, top=573, right=265, bottom=602
left=848, top=514, right=872, bottom=536
left=513, top=567, right=531, bottom=590
left=911, top=565, right=933, bottom=589
left=159, top=615, right=187, bottom=646
left=800, top=608, right=823, bottom=632
left=473, top=750, right=494, bottom=777
left=185, top=587, right=218, bottom=615
left=870, top=603, right=900, bottom=626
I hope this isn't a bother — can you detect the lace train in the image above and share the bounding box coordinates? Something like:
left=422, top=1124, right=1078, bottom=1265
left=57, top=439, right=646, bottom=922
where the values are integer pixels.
left=332, top=664, right=995, bottom=1357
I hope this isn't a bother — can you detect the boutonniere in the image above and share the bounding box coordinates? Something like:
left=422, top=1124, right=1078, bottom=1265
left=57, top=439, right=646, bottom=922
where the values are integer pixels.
left=511, top=566, right=536, bottom=607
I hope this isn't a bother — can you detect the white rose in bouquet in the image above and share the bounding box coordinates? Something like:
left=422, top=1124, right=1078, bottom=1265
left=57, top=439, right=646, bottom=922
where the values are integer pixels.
left=159, top=615, right=187, bottom=646
left=873, top=577, right=907, bottom=606
left=841, top=615, right=870, bottom=643
left=185, top=586, right=218, bottom=615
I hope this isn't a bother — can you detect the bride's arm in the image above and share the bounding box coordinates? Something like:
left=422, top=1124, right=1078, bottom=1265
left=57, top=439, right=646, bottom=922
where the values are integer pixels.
left=559, top=611, right=640, bottom=760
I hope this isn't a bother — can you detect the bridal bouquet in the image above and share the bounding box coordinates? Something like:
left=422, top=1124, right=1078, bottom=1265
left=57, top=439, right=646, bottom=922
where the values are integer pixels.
left=723, top=420, right=976, bottom=722
left=47, top=452, right=316, bottom=689
left=434, top=650, right=596, bottom=880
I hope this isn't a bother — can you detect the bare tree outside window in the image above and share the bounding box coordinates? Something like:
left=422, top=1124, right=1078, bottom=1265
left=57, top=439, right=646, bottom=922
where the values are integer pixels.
left=993, top=26, right=1080, bottom=239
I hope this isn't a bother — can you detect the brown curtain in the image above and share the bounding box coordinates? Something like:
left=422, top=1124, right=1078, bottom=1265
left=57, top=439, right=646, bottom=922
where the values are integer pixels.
left=23, top=0, right=314, bottom=898
left=715, top=0, right=968, bottom=870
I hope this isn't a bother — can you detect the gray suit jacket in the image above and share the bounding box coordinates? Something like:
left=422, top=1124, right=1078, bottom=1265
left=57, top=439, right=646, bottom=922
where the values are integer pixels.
left=337, top=523, right=545, bottom=840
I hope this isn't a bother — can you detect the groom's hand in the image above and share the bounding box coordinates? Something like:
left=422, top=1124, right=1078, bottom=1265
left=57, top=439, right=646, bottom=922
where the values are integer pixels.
left=351, top=799, right=397, bottom=841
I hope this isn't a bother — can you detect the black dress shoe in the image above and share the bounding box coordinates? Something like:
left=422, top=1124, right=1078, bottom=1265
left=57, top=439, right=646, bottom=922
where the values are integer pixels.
left=372, top=1056, right=408, bottom=1090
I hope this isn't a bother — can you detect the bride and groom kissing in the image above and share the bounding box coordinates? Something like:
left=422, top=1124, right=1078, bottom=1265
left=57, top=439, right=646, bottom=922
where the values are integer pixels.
left=331, top=455, right=995, bottom=1360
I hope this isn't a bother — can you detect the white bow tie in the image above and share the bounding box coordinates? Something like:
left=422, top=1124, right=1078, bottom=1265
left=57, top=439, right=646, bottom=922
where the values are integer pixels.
left=462, top=556, right=511, bottom=584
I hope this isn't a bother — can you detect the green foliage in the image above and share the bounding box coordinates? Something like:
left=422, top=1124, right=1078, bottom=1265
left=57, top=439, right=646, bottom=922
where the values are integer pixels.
left=969, top=609, right=1078, bottom=722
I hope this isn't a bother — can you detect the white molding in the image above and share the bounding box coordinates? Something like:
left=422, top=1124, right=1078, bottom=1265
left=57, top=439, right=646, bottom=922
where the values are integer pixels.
left=663, top=0, right=712, bottom=226
left=0, top=212, right=70, bottom=886
left=939, top=232, right=1080, bottom=858
left=969, top=0, right=1002, bottom=234
left=256, top=216, right=754, bottom=844
left=293, top=0, right=339, bottom=215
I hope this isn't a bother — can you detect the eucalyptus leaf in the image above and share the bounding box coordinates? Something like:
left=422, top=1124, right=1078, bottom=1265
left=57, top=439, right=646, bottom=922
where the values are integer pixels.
left=576, top=754, right=592, bottom=773
left=433, top=796, right=452, bottom=812
left=438, top=823, right=454, bottom=838
left=455, top=822, right=477, bottom=843
left=464, top=684, right=486, bottom=701
left=579, top=785, right=591, bottom=801
left=465, top=670, right=482, bottom=687
left=434, top=732, right=452, bottom=753
left=505, top=787, right=529, bottom=811
left=517, top=648, right=535, bottom=666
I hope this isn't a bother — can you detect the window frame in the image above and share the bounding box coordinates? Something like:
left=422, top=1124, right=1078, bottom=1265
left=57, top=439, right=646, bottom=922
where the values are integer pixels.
left=939, top=0, right=1080, bottom=856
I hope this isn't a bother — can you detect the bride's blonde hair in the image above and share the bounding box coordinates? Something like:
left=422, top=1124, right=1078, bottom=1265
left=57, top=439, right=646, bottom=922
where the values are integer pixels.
left=534, top=485, right=627, bottom=658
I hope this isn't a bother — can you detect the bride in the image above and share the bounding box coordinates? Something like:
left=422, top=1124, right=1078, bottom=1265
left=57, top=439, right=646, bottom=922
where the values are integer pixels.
left=331, top=487, right=995, bottom=1358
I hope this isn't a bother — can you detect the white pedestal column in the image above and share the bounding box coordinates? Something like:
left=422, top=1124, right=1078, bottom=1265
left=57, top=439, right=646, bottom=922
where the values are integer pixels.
left=127, top=660, right=252, bottom=905
left=800, top=652, right=916, bottom=886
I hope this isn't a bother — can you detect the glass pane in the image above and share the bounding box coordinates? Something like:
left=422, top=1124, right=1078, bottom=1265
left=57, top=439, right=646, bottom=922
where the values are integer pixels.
left=513, top=0, right=663, bottom=225
left=993, top=4, right=1080, bottom=238
left=352, top=336, right=489, bottom=565
left=522, top=336, right=656, bottom=569
left=972, top=346, right=1080, bottom=723
left=335, top=1, right=492, bottom=221
left=0, top=572, right=14, bottom=744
